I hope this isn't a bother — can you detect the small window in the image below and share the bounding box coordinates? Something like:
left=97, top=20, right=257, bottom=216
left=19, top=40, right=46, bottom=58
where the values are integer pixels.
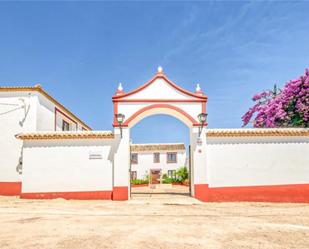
left=167, top=152, right=177, bottom=163
left=131, top=153, right=138, bottom=164
left=153, top=153, right=160, bottom=163
left=62, top=120, right=70, bottom=131
left=131, top=171, right=137, bottom=181
left=168, top=170, right=176, bottom=178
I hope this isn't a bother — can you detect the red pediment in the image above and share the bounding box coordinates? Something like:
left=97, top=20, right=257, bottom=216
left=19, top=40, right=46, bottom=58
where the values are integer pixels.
left=112, top=69, right=207, bottom=102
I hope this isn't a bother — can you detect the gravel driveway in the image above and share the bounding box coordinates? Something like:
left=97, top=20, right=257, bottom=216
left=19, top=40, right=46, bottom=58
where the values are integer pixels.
left=0, top=193, right=309, bottom=249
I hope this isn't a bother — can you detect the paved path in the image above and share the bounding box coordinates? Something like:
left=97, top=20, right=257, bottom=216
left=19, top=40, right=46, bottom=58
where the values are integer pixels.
left=130, top=184, right=200, bottom=204
left=130, top=193, right=202, bottom=205
left=131, top=184, right=190, bottom=194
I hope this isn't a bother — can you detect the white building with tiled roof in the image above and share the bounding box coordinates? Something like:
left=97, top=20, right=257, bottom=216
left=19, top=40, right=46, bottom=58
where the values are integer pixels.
left=0, top=85, right=91, bottom=195
left=130, top=143, right=187, bottom=181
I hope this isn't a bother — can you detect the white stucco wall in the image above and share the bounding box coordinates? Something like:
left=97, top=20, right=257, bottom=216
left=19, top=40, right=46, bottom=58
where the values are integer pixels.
left=0, top=92, right=37, bottom=182
left=37, top=94, right=55, bottom=131
left=21, top=139, right=114, bottom=193
left=131, top=150, right=187, bottom=179
left=206, top=135, right=309, bottom=187
left=0, top=90, right=89, bottom=184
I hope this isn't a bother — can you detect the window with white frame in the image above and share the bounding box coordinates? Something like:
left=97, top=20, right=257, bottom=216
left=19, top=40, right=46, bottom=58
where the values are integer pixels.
left=62, top=120, right=70, bottom=131
left=55, top=108, right=78, bottom=131
left=167, top=152, right=177, bottom=163
left=131, top=153, right=138, bottom=164
left=153, top=153, right=160, bottom=163
left=131, top=171, right=137, bottom=180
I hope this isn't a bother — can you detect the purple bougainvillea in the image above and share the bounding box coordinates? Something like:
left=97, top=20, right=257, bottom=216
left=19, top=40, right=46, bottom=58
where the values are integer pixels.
left=242, top=68, right=309, bottom=128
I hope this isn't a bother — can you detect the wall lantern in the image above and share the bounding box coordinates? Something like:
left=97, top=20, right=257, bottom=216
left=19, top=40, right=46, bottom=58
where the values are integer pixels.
left=115, top=113, right=125, bottom=138
left=197, top=113, right=208, bottom=137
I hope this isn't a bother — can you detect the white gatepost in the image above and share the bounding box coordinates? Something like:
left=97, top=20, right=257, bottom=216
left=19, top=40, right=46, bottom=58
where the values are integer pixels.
left=112, top=127, right=130, bottom=200
left=190, top=127, right=209, bottom=200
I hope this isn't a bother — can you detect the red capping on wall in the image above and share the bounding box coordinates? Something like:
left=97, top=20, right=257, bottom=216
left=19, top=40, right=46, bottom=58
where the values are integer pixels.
left=112, top=186, right=128, bottom=201
left=0, top=182, right=21, bottom=196
left=194, top=184, right=309, bottom=203
left=20, top=191, right=112, bottom=200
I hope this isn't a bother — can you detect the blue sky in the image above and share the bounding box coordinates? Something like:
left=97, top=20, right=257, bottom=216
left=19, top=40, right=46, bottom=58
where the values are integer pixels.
left=0, top=1, right=308, bottom=145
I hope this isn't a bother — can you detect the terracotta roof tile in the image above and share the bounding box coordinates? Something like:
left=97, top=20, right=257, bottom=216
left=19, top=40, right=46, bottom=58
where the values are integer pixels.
left=206, top=128, right=309, bottom=137
left=16, top=131, right=114, bottom=140
left=130, top=143, right=185, bottom=152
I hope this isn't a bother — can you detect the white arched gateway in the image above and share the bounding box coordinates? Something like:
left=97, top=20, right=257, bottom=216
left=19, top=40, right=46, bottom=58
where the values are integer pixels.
left=112, top=67, right=208, bottom=200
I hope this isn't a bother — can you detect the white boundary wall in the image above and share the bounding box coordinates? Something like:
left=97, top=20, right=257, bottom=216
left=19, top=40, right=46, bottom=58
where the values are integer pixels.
left=206, top=131, right=309, bottom=188
left=22, top=138, right=114, bottom=193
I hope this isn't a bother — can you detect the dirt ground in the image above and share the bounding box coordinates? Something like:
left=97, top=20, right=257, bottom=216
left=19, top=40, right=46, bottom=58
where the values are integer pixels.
left=1, top=187, right=309, bottom=249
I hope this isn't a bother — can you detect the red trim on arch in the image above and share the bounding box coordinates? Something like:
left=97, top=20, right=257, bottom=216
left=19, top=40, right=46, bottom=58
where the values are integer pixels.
left=112, top=73, right=207, bottom=100
left=0, top=182, right=21, bottom=196
left=113, top=99, right=206, bottom=103
left=113, top=102, right=118, bottom=125
left=119, top=104, right=199, bottom=127
left=202, top=102, right=206, bottom=114
left=194, top=184, right=309, bottom=203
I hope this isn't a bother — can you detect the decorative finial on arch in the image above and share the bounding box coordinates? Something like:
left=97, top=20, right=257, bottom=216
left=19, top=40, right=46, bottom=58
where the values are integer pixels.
left=195, top=83, right=203, bottom=95
left=116, top=82, right=125, bottom=95
left=118, top=83, right=123, bottom=91
left=157, top=66, right=163, bottom=74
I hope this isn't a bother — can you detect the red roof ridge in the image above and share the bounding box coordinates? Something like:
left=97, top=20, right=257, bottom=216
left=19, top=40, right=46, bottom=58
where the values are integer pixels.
left=112, top=73, right=207, bottom=101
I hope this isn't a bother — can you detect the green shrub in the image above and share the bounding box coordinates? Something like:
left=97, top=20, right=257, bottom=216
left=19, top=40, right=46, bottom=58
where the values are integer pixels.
left=162, top=177, right=173, bottom=184
left=131, top=179, right=149, bottom=185
left=162, top=173, right=168, bottom=180
left=162, top=177, right=182, bottom=184
left=176, top=166, right=188, bottom=183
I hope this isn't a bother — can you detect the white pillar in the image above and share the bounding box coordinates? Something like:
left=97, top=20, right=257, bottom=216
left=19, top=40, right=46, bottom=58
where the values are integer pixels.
left=190, top=126, right=208, bottom=201
left=112, top=127, right=130, bottom=200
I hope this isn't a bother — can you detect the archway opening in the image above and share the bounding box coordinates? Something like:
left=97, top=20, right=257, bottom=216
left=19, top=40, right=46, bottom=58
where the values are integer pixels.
left=129, top=114, right=192, bottom=197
